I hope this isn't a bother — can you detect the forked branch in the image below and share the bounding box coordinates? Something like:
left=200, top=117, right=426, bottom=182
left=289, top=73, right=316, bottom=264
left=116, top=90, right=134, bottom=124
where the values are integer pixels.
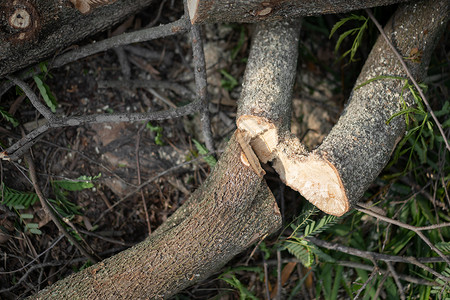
left=237, top=0, right=448, bottom=216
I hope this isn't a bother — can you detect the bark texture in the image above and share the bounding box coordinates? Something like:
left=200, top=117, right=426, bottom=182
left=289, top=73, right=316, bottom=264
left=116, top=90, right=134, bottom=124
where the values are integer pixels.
left=187, top=0, right=408, bottom=24
left=237, top=19, right=301, bottom=131
left=314, top=0, right=448, bottom=212
left=0, top=0, right=155, bottom=77
left=236, top=0, right=448, bottom=216
left=29, top=17, right=304, bottom=299
left=30, top=134, right=281, bottom=299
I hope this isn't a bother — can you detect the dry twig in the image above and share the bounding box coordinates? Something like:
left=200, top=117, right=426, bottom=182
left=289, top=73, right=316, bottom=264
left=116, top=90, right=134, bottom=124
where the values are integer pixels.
left=24, top=152, right=99, bottom=263
left=365, top=8, right=450, bottom=152
left=356, top=204, right=450, bottom=265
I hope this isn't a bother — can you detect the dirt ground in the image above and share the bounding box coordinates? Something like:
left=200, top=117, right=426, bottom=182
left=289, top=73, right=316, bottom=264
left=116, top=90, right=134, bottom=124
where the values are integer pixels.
left=0, top=2, right=381, bottom=299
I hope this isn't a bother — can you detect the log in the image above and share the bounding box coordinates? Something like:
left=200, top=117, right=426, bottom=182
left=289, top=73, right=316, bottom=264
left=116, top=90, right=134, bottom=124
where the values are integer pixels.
left=237, top=0, right=449, bottom=216
left=30, top=134, right=281, bottom=299
left=187, top=0, right=409, bottom=24
left=0, top=0, right=155, bottom=77
left=29, top=17, right=304, bottom=299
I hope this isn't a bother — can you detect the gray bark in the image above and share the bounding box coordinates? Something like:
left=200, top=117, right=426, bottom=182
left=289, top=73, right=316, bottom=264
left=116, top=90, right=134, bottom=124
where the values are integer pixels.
left=316, top=0, right=449, bottom=209
left=27, top=17, right=305, bottom=299
left=187, top=0, right=409, bottom=24
left=237, top=18, right=302, bottom=131
left=0, top=0, right=155, bottom=77
left=235, top=0, right=448, bottom=216
left=30, top=133, right=281, bottom=299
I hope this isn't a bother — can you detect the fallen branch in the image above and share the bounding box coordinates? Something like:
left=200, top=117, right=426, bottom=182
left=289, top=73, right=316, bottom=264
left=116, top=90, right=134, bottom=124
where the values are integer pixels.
left=0, top=0, right=159, bottom=76
left=28, top=17, right=304, bottom=298
left=307, top=236, right=450, bottom=283
left=2, top=76, right=200, bottom=161
left=24, top=152, right=99, bottom=263
left=356, top=203, right=450, bottom=265
left=237, top=0, right=449, bottom=216
left=187, top=0, right=408, bottom=24
left=365, top=8, right=450, bottom=153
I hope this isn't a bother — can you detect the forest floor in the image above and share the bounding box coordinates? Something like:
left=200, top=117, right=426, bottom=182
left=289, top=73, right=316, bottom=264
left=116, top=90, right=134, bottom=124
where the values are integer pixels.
left=1, top=1, right=449, bottom=299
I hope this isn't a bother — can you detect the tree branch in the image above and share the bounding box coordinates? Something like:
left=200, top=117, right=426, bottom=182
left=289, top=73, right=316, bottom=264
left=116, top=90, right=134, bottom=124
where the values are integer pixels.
left=190, top=22, right=215, bottom=153
left=1, top=77, right=200, bottom=161
left=356, top=204, right=450, bottom=265
left=237, top=0, right=448, bottom=216
left=365, top=8, right=450, bottom=153
left=306, top=236, right=450, bottom=283
left=24, top=152, right=99, bottom=263
left=187, top=0, right=409, bottom=24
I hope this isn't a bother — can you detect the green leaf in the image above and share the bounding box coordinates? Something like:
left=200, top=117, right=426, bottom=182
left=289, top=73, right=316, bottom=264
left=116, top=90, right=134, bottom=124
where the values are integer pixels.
left=193, top=139, right=216, bottom=167
left=53, top=180, right=93, bottom=191
left=21, top=213, right=34, bottom=219
left=285, top=240, right=314, bottom=267
left=331, top=265, right=343, bottom=300
left=289, top=202, right=317, bottom=237
left=146, top=122, right=164, bottom=145
left=0, top=183, right=39, bottom=209
left=53, top=173, right=101, bottom=191
left=329, top=14, right=368, bottom=62
left=435, top=242, right=450, bottom=254
left=33, top=75, right=57, bottom=113
left=28, top=228, right=42, bottom=235
left=329, top=14, right=367, bottom=39
left=303, top=214, right=338, bottom=237
left=335, top=28, right=358, bottom=53
left=220, top=69, right=239, bottom=91
left=0, top=106, right=19, bottom=127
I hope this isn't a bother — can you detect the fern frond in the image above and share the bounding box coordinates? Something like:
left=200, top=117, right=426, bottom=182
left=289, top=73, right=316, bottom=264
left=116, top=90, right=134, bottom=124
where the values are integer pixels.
left=431, top=266, right=450, bottom=297
left=290, top=202, right=317, bottom=237
left=1, top=183, right=39, bottom=209
left=285, top=240, right=314, bottom=267
left=303, top=214, right=338, bottom=238
left=435, top=242, right=450, bottom=254
left=0, top=106, right=19, bottom=127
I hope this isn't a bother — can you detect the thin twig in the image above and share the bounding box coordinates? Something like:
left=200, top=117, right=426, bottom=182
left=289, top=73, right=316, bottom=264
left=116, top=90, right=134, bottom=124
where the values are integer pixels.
left=263, top=256, right=271, bottom=300
left=93, top=155, right=210, bottom=225
left=24, top=152, right=99, bottom=263
left=98, top=79, right=195, bottom=99
left=136, top=123, right=152, bottom=236
left=356, top=204, right=450, bottom=265
left=276, top=250, right=282, bottom=300
left=189, top=22, right=215, bottom=153
left=365, top=8, right=450, bottom=152
left=306, top=236, right=450, bottom=282
left=0, top=258, right=86, bottom=294
left=114, top=47, right=131, bottom=79
left=0, top=235, right=64, bottom=275
left=6, top=76, right=55, bottom=121
left=51, top=18, right=189, bottom=70
left=3, top=87, right=200, bottom=160
left=387, top=262, right=405, bottom=300
left=335, top=260, right=435, bottom=286
left=353, top=268, right=377, bottom=300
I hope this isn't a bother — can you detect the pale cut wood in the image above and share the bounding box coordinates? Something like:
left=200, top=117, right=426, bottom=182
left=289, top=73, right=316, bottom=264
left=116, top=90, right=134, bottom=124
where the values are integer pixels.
left=237, top=0, right=448, bottom=216
left=30, top=133, right=281, bottom=299
left=0, top=0, right=155, bottom=77
left=237, top=115, right=349, bottom=216
left=187, top=0, right=409, bottom=24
